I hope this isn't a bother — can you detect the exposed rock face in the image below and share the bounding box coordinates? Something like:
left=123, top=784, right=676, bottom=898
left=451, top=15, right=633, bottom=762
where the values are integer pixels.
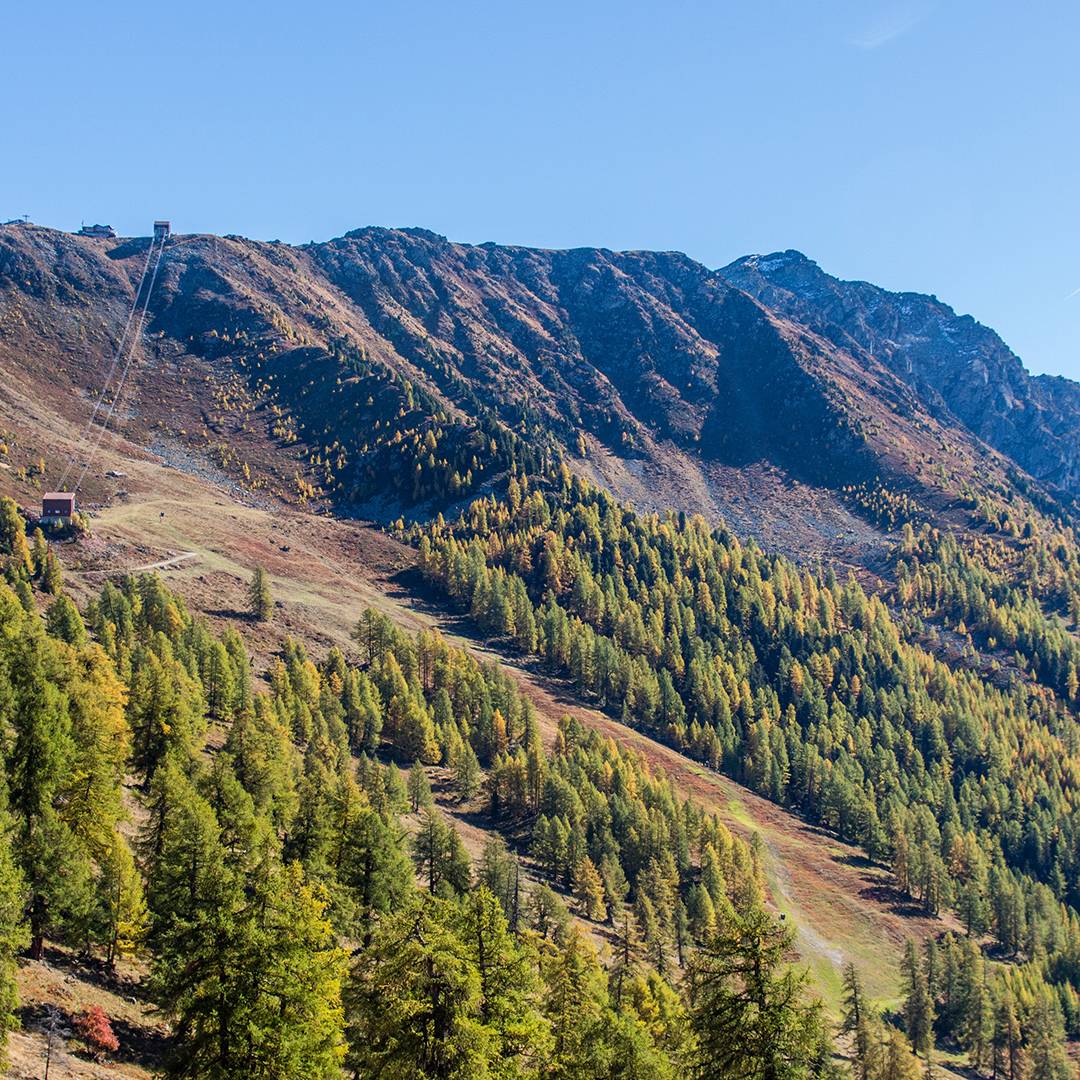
left=304, top=230, right=877, bottom=488
left=1, top=222, right=1074, bottom=543
left=723, top=250, right=1080, bottom=495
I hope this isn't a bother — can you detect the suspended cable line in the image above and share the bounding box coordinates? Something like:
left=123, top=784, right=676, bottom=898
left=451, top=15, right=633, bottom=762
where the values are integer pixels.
left=58, top=235, right=158, bottom=488
left=74, top=231, right=169, bottom=492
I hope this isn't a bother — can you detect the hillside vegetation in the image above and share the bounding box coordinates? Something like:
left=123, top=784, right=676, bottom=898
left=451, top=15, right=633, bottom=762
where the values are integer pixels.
left=1, top=222, right=1079, bottom=1078
left=0, top=500, right=857, bottom=1077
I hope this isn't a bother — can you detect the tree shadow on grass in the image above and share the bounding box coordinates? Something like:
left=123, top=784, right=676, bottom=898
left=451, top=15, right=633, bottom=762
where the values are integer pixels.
left=18, top=999, right=171, bottom=1072
left=858, top=882, right=932, bottom=919
left=205, top=606, right=255, bottom=622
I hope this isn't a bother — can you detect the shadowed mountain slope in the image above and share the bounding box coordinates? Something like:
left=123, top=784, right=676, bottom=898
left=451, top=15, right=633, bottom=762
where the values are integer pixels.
left=2, top=223, right=1074, bottom=562
left=724, top=249, right=1080, bottom=496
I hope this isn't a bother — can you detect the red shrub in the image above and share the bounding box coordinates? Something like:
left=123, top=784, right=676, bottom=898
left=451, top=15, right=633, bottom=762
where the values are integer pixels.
left=74, top=1005, right=119, bottom=1059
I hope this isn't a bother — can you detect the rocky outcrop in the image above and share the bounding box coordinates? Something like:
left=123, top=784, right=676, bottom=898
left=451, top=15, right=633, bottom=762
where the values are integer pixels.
left=723, top=250, right=1080, bottom=495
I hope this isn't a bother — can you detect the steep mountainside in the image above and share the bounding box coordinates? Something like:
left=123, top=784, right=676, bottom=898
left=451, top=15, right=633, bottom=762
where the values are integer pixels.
left=0, top=223, right=1072, bottom=564
left=724, top=250, right=1080, bottom=496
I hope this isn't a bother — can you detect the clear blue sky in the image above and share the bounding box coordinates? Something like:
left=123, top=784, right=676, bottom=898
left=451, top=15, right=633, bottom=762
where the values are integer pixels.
left=5, top=1, right=1078, bottom=378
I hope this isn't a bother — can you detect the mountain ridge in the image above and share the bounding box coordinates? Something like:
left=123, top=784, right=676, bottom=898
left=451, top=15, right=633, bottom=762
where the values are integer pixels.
left=723, top=248, right=1080, bottom=495
left=1, top=222, right=1076, bottom=564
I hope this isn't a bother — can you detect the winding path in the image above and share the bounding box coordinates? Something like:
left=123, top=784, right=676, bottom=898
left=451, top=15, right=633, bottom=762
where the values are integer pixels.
left=81, top=551, right=198, bottom=575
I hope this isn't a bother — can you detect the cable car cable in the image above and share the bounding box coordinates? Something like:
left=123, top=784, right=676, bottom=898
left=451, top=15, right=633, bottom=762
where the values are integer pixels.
left=74, top=232, right=168, bottom=491
left=58, top=234, right=159, bottom=488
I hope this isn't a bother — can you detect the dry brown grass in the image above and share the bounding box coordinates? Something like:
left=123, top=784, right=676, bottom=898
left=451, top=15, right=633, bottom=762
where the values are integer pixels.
left=7, top=947, right=163, bottom=1080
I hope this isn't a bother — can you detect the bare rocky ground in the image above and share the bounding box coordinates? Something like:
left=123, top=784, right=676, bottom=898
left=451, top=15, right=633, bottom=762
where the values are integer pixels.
left=581, top=436, right=891, bottom=576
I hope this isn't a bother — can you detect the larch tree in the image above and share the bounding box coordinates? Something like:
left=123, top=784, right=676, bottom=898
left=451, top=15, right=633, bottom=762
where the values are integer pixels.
left=456, top=887, right=547, bottom=1065
left=235, top=861, right=347, bottom=1079
left=411, top=806, right=471, bottom=896
left=573, top=856, right=607, bottom=922
left=1026, top=996, right=1071, bottom=1080
left=0, top=497, right=32, bottom=576
left=840, top=962, right=873, bottom=1080
left=407, top=760, right=433, bottom=812
left=96, top=834, right=148, bottom=969
left=249, top=566, right=273, bottom=623
left=881, top=1029, right=923, bottom=1080
left=345, top=894, right=493, bottom=1079
left=45, top=594, right=87, bottom=645
left=0, top=817, right=27, bottom=1071
left=41, top=548, right=63, bottom=595
left=901, top=940, right=934, bottom=1058
left=4, top=621, right=96, bottom=958
left=688, top=905, right=828, bottom=1080
left=991, top=993, right=1026, bottom=1080
left=339, top=803, right=413, bottom=947
left=203, top=640, right=236, bottom=722
left=453, top=740, right=482, bottom=802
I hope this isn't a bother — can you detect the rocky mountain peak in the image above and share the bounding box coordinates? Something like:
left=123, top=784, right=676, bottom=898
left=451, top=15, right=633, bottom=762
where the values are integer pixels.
left=723, top=251, right=1080, bottom=496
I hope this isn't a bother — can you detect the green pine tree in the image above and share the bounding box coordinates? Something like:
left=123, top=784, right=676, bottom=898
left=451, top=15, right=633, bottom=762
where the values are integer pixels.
left=339, top=803, right=413, bottom=946
left=0, top=817, right=28, bottom=1071
left=249, top=565, right=273, bottom=622
left=4, top=622, right=96, bottom=957
left=41, top=548, right=63, bottom=594
left=45, top=593, right=87, bottom=645
left=840, top=961, right=874, bottom=1080
left=408, top=760, right=433, bottom=812
left=0, top=497, right=32, bottom=576
left=345, top=892, right=493, bottom=1078
left=411, top=807, right=471, bottom=896
left=688, top=905, right=829, bottom=1080
left=95, top=833, right=148, bottom=968
left=1027, top=995, right=1071, bottom=1080
left=902, top=939, right=934, bottom=1058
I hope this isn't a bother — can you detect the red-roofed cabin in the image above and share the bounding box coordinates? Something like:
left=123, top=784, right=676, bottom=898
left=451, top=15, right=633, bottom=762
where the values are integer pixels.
left=41, top=492, right=76, bottom=525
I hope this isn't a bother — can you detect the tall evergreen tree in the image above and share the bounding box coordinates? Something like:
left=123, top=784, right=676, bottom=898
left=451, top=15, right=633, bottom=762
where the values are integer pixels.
left=0, top=497, right=32, bottom=576
left=95, top=833, right=148, bottom=969
left=958, top=940, right=991, bottom=1069
left=901, top=940, right=934, bottom=1058
left=0, top=819, right=27, bottom=1070
left=412, top=807, right=471, bottom=896
left=881, top=1029, right=922, bottom=1080
left=235, top=861, right=347, bottom=1079
left=1026, top=996, right=1071, bottom=1080
left=991, top=993, right=1026, bottom=1080
left=149, top=763, right=345, bottom=1077
left=345, top=893, right=494, bottom=1079
left=408, top=760, right=433, bottom=812
left=5, top=624, right=95, bottom=957
left=688, top=906, right=827, bottom=1080
left=45, top=594, right=87, bottom=645
left=41, top=548, right=63, bottom=594
left=840, top=962, right=873, bottom=1080
left=339, top=803, right=412, bottom=946
left=249, top=566, right=273, bottom=623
